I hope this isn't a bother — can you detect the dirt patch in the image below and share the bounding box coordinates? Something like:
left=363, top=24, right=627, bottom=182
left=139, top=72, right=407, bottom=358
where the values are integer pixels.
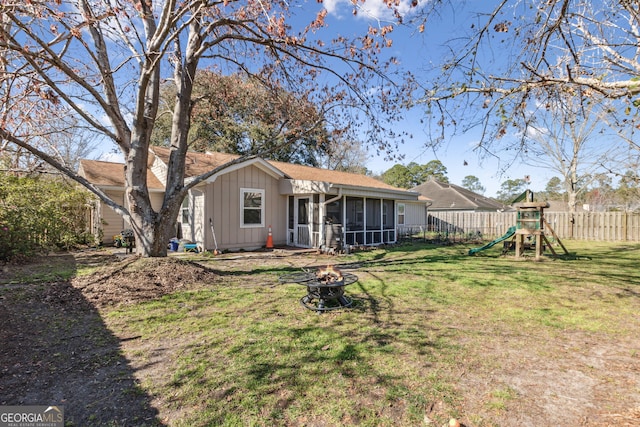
left=71, top=255, right=221, bottom=308
left=0, top=251, right=221, bottom=426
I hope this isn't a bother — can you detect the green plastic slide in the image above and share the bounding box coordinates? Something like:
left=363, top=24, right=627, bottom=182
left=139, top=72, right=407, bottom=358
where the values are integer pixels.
left=468, top=226, right=517, bottom=255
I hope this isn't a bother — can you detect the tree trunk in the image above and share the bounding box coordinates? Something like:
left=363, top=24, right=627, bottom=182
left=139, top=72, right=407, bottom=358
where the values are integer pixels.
left=123, top=20, right=202, bottom=257
left=130, top=211, right=173, bottom=257
left=568, top=190, right=577, bottom=213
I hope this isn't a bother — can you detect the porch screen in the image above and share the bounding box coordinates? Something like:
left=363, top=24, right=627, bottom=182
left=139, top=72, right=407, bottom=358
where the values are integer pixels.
left=366, top=199, right=381, bottom=228
left=383, top=200, right=394, bottom=228
left=325, top=200, right=341, bottom=224
left=288, top=196, right=294, bottom=229
left=346, top=197, right=363, bottom=230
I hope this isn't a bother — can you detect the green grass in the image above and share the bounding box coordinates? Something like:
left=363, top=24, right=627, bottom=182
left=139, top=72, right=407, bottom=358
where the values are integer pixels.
left=486, top=386, right=518, bottom=412
left=99, top=241, right=640, bottom=426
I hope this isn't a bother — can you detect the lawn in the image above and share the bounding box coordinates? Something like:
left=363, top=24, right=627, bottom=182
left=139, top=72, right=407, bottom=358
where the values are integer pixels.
left=104, top=241, right=640, bottom=426
left=1, top=241, right=639, bottom=426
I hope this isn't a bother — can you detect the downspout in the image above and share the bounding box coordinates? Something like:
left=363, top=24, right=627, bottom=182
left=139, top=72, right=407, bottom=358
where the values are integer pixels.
left=324, top=186, right=343, bottom=205
left=320, top=186, right=343, bottom=248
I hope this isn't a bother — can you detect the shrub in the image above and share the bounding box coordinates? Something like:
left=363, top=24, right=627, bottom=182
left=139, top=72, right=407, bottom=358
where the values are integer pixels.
left=0, top=173, right=94, bottom=261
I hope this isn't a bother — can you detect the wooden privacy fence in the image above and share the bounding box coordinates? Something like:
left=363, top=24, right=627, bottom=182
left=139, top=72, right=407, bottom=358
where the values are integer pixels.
left=424, top=211, right=640, bottom=242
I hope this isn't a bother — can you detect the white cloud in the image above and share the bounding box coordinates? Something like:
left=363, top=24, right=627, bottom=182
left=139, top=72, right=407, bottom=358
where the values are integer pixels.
left=323, top=0, right=426, bottom=22
left=322, top=0, right=342, bottom=16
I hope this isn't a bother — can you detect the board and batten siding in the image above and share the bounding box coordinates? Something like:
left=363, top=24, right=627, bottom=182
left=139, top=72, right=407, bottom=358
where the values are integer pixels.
left=206, top=165, right=286, bottom=251
left=101, top=190, right=125, bottom=243
left=100, top=190, right=164, bottom=244
left=402, top=201, right=428, bottom=229
left=180, top=188, right=206, bottom=244
left=192, top=189, right=205, bottom=245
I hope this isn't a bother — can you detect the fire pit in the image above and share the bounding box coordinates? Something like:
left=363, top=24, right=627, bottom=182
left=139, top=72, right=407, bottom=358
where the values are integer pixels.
left=279, top=265, right=358, bottom=313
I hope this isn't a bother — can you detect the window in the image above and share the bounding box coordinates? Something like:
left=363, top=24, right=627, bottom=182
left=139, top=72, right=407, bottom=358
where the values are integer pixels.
left=325, top=200, right=342, bottom=224
left=181, top=196, right=190, bottom=225
left=397, top=203, right=405, bottom=225
left=241, top=188, right=265, bottom=228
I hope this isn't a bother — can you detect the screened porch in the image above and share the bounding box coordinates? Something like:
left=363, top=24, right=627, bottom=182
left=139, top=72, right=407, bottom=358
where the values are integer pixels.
left=326, top=196, right=396, bottom=246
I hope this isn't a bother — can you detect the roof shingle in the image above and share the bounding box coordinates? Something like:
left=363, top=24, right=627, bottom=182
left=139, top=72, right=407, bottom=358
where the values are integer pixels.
left=80, top=147, right=416, bottom=196
left=412, top=179, right=509, bottom=211
left=79, top=159, right=164, bottom=189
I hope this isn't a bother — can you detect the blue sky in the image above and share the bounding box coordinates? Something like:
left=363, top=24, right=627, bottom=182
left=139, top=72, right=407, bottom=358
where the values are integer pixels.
left=311, top=0, right=556, bottom=196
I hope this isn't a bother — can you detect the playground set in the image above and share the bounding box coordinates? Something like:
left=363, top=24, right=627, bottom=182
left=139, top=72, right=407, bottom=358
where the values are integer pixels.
left=469, top=193, right=569, bottom=259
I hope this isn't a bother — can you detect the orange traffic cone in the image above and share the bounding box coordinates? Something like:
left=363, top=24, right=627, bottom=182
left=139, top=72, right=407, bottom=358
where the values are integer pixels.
left=266, top=225, right=274, bottom=249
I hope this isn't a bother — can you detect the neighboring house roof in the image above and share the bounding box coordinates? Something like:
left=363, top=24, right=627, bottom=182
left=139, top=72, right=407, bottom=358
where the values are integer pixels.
left=78, top=159, right=164, bottom=190
left=546, top=200, right=570, bottom=212
left=412, top=178, right=510, bottom=211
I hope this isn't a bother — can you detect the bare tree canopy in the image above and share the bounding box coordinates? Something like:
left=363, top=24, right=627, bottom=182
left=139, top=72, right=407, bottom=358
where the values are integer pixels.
left=0, top=0, right=415, bottom=256
left=522, top=87, right=619, bottom=212
left=419, top=0, right=640, bottom=157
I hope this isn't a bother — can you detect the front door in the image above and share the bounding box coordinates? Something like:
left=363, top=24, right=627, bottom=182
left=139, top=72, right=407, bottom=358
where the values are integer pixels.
left=295, top=197, right=311, bottom=247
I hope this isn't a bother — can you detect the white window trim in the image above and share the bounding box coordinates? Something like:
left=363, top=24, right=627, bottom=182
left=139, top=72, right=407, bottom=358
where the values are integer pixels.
left=397, top=202, right=406, bottom=226
left=181, top=195, right=191, bottom=225
left=240, top=188, right=265, bottom=228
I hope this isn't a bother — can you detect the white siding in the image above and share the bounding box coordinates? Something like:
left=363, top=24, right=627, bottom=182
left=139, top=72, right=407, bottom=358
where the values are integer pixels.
left=193, top=189, right=205, bottom=244
left=404, top=201, right=428, bottom=227
left=398, top=201, right=428, bottom=236
left=206, top=165, right=286, bottom=251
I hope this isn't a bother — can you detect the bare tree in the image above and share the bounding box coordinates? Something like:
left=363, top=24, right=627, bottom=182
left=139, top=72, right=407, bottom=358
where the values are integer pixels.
left=0, top=0, right=414, bottom=256
left=419, top=0, right=640, bottom=160
left=317, top=137, right=370, bottom=173
left=522, top=86, right=621, bottom=212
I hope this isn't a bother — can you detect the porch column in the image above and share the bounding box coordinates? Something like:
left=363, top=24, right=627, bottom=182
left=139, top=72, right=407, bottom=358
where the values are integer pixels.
left=363, top=197, right=367, bottom=245
left=319, top=195, right=326, bottom=247
left=342, top=196, right=347, bottom=247
left=379, top=198, right=382, bottom=236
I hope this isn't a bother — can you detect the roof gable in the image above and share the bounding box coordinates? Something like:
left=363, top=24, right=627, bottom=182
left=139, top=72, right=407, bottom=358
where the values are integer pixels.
left=150, top=146, right=285, bottom=182
left=152, top=146, right=412, bottom=193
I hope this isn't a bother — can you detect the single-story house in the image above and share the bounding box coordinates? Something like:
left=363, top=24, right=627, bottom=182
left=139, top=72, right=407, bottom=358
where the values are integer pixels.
left=79, top=147, right=430, bottom=251
left=412, top=178, right=511, bottom=212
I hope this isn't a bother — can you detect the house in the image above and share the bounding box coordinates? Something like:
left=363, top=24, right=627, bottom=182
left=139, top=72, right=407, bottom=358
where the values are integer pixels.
left=79, top=147, right=429, bottom=251
left=411, top=178, right=513, bottom=237
left=412, top=178, right=511, bottom=212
